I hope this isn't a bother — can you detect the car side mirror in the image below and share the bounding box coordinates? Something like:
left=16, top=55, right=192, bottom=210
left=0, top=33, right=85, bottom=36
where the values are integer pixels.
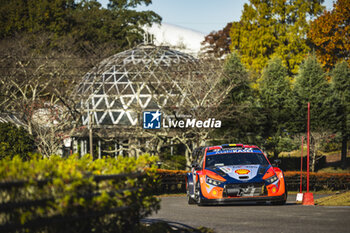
left=191, top=162, right=200, bottom=170
left=273, top=159, right=281, bottom=167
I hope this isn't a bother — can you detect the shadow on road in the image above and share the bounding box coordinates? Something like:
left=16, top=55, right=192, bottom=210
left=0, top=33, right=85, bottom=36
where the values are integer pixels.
left=141, top=218, right=206, bottom=232
left=195, top=201, right=297, bottom=207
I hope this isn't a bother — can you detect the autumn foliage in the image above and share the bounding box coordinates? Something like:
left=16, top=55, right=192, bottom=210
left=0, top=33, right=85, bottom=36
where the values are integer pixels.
left=201, top=23, right=232, bottom=58
left=308, top=0, right=350, bottom=70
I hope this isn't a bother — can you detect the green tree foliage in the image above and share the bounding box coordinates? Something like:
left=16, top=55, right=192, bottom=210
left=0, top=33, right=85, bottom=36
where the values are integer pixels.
left=293, top=54, right=332, bottom=171
left=258, top=57, right=294, bottom=157
left=229, top=0, right=324, bottom=75
left=0, top=0, right=75, bottom=37
left=330, top=61, right=350, bottom=168
left=293, top=54, right=332, bottom=131
left=0, top=122, right=35, bottom=159
left=215, top=52, right=256, bottom=142
left=0, top=0, right=161, bottom=53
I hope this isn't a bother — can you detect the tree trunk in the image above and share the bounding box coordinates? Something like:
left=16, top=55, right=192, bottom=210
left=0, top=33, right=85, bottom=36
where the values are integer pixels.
left=311, top=151, right=316, bottom=172
left=185, top=149, right=191, bottom=168
left=341, top=133, right=348, bottom=169
left=185, top=140, right=198, bottom=169
left=311, top=139, right=317, bottom=172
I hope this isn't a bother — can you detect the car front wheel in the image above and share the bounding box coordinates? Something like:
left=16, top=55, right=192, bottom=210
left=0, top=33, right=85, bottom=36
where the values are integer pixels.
left=187, top=189, right=196, bottom=204
left=195, top=180, right=204, bottom=206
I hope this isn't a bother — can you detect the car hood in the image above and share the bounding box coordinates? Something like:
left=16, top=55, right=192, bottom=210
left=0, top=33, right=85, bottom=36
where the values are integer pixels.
left=207, top=165, right=270, bottom=182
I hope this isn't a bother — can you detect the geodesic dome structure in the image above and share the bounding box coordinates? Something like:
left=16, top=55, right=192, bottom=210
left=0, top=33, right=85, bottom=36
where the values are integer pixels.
left=76, top=44, right=197, bottom=127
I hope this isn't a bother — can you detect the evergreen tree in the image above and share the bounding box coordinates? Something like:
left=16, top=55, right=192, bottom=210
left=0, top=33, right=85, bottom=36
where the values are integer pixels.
left=259, top=57, right=293, bottom=158
left=293, top=54, right=332, bottom=171
left=0, top=0, right=161, bottom=53
left=331, top=61, right=350, bottom=168
left=293, top=54, right=331, bottom=129
left=0, top=0, right=76, bottom=38
left=215, top=52, right=256, bottom=143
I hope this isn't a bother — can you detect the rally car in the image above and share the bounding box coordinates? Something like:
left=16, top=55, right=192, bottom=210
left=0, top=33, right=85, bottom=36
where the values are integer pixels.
left=186, top=144, right=287, bottom=205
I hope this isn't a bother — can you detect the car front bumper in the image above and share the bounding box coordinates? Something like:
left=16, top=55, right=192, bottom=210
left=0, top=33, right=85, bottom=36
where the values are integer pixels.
left=200, top=194, right=286, bottom=205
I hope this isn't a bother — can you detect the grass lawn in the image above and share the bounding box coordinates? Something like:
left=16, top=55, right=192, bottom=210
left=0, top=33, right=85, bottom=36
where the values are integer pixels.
left=317, top=167, right=350, bottom=173
left=280, top=148, right=350, bottom=158
left=315, top=191, right=350, bottom=206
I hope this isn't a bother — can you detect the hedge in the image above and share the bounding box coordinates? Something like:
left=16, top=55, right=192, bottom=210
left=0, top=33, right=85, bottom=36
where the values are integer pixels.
left=284, top=171, right=350, bottom=191
left=0, top=154, right=160, bottom=233
left=155, top=169, right=350, bottom=193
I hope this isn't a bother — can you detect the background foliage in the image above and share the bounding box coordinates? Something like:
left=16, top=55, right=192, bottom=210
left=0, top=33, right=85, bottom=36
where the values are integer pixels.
left=0, top=122, right=35, bottom=160
left=308, top=0, right=350, bottom=71
left=0, top=0, right=349, bottom=169
left=0, top=0, right=161, bottom=54
left=229, top=0, right=324, bottom=75
left=0, top=154, right=160, bottom=232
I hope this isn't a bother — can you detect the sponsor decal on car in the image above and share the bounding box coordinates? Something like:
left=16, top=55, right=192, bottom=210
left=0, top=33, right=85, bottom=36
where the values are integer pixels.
left=206, top=148, right=263, bottom=155
left=235, top=169, right=251, bottom=175
left=219, top=166, right=232, bottom=173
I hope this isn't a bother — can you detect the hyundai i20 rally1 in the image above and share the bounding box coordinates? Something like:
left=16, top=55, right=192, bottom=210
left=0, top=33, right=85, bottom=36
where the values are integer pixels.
left=186, top=144, right=287, bottom=205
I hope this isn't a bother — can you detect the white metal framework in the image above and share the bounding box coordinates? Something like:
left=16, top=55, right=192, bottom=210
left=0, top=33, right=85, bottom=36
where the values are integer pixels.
left=76, top=44, right=197, bottom=127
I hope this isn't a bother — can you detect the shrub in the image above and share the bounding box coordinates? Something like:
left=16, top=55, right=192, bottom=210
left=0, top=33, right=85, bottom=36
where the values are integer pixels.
left=0, top=154, right=160, bottom=232
left=0, top=122, right=35, bottom=160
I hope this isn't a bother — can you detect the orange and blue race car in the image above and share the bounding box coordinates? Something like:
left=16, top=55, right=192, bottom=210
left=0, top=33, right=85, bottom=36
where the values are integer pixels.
left=186, top=144, right=287, bottom=205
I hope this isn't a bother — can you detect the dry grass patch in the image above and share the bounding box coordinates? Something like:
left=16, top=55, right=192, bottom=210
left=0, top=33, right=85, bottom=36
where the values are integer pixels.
left=315, top=191, right=350, bottom=206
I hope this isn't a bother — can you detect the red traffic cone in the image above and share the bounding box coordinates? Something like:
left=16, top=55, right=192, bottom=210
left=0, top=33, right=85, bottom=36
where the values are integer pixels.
left=302, top=192, right=314, bottom=205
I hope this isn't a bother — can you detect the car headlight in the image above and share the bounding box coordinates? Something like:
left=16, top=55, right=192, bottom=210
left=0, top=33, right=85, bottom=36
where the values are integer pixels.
left=206, top=176, right=223, bottom=186
left=265, top=174, right=278, bottom=183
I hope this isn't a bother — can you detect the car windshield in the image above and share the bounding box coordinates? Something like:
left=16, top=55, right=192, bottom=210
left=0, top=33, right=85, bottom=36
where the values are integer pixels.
left=205, top=153, right=269, bottom=168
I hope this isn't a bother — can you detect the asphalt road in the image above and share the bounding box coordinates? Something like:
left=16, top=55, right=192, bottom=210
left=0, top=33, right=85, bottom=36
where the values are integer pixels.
left=147, top=194, right=350, bottom=233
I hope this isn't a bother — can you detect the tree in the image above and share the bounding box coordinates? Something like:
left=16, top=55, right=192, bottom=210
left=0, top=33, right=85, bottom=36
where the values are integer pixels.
left=0, top=0, right=75, bottom=38
left=0, top=122, right=35, bottom=159
left=144, top=57, right=240, bottom=166
left=213, top=52, right=257, bottom=144
left=0, top=35, right=86, bottom=157
left=293, top=54, right=332, bottom=171
left=258, top=57, right=293, bottom=158
left=201, top=23, right=232, bottom=58
left=330, top=61, right=350, bottom=168
left=69, top=0, right=161, bottom=52
left=0, top=0, right=161, bottom=53
left=308, top=0, right=350, bottom=70
left=229, top=0, right=324, bottom=75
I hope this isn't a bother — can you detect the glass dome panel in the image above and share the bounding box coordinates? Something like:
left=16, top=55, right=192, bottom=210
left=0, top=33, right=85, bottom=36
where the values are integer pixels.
left=75, top=44, right=197, bottom=126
